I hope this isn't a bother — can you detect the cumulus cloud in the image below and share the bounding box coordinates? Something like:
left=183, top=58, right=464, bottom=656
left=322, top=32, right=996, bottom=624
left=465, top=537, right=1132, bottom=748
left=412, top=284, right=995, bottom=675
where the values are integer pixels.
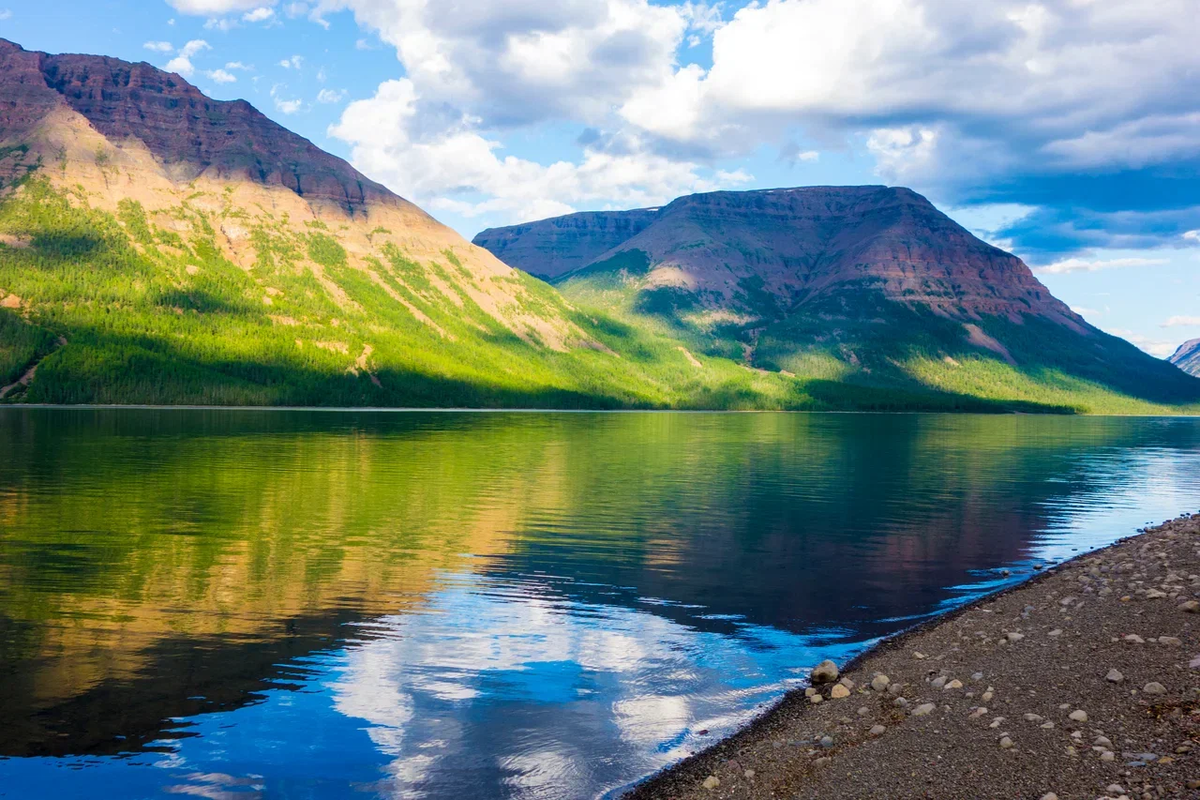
left=164, top=39, right=211, bottom=77
left=329, top=78, right=751, bottom=223
left=1162, top=316, right=1200, bottom=328
left=143, top=41, right=174, bottom=53
left=243, top=6, right=274, bottom=22
left=316, top=88, right=346, bottom=104
left=1033, top=256, right=1169, bottom=276
left=270, top=84, right=304, bottom=114
left=278, top=54, right=303, bottom=69
left=205, top=68, right=237, bottom=84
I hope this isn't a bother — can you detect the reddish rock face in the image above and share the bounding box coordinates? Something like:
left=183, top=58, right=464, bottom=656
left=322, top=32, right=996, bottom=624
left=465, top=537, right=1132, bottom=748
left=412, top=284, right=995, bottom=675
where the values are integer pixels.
left=0, top=38, right=397, bottom=215
left=476, top=186, right=1083, bottom=328
left=473, top=208, right=660, bottom=280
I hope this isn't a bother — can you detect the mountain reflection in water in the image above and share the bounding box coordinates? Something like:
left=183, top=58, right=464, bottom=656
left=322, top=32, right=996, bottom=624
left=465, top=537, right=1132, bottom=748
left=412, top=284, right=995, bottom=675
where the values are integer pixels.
left=1, top=410, right=1198, bottom=798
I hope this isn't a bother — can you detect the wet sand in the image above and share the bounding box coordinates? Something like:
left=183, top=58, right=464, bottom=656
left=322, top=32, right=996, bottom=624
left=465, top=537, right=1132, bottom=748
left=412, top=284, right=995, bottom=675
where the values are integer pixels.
left=629, top=513, right=1200, bottom=800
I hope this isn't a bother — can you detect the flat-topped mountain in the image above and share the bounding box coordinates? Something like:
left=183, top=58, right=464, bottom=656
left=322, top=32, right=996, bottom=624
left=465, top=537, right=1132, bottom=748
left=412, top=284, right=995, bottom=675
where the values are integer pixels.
left=477, top=188, right=1200, bottom=410
left=1172, top=339, right=1200, bottom=376
left=473, top=208, right=659, bottom=280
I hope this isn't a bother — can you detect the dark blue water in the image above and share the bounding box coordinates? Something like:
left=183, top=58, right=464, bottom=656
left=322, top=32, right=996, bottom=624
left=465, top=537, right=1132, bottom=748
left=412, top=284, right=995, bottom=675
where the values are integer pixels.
left=0, top=410, right=1198, bottom=798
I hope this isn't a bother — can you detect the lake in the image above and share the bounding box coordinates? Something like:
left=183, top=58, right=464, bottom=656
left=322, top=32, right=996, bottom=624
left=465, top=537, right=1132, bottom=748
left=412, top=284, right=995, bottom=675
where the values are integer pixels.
left=1, top=410, right=1198, bottom=799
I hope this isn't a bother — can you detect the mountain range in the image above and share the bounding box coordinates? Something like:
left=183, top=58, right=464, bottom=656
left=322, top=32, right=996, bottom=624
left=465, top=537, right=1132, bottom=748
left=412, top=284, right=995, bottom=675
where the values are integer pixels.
left=1, top=39, right=1197, bottom=413
left=1172, top=340, right=1200, bottom=377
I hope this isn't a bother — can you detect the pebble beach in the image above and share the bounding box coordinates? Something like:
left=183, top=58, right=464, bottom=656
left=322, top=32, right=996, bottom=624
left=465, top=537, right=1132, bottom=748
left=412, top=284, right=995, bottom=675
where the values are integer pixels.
left=629, top=513, right=1200, bottom=800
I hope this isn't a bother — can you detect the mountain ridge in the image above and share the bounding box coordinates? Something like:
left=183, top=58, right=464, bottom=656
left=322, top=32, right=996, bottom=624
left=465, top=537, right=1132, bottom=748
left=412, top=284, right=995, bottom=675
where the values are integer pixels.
left=1172, top=339, right=1200, bottom=377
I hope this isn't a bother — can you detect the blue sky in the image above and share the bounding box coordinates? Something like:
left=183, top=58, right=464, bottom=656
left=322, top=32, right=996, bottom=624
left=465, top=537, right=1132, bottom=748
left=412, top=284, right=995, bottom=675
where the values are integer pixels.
left=2, top=0, right=1198, bottom=358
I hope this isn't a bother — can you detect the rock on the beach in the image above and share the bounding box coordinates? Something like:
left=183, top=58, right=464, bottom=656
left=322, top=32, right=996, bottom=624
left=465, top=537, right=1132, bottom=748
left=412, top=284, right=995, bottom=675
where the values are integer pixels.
left=820, top=735, right=834, bottom=748
left=999, top=736, right=1014, bottom=749
left=944, top=679, right=963, bottom=690
left=1179, top=600, right=1200, bottom=613
left=1041, top=793, right=1058, bottom=800
left=871, top=675, right=890, bottom=692
left=1068, top=709, right=1088, bottom=722
left=702, top=775, right=719, bottom=790
left=869, top=724, right=886, bottom=736
left=810, top=693, right=824, bottom=704
left=1143, top=681, right=1167, bottom=695
left=912, top=703, right=936, bottom=716
left=1124, top=634, right=1145, bottom=643
left=1105, top=668, right=1125, bottom=683
left=830, top=684, right=851, bottom=699
left=811, top=660, right=839, bottom=684
left=1005, top=632, right=1025, bottom=642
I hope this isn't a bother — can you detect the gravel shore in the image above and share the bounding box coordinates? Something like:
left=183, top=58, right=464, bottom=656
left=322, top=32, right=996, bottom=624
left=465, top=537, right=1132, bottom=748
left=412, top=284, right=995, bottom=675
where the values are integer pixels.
left=628, top=513, right=1200, bottom=800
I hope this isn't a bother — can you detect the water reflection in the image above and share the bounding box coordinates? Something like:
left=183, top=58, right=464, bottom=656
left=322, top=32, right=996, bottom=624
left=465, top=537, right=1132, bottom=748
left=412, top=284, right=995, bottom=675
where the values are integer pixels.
left=1, top=410, right=1198, bottom=798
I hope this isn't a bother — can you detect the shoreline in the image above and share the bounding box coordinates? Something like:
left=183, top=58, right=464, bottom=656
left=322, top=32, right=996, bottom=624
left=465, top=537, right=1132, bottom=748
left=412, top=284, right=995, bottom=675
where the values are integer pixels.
left=626, top=513, right=1200, bottom=799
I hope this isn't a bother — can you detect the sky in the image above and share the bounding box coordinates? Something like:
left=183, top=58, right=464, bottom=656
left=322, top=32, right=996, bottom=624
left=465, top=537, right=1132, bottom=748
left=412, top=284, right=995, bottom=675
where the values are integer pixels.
left=1, top=0, right=1198, bottom=358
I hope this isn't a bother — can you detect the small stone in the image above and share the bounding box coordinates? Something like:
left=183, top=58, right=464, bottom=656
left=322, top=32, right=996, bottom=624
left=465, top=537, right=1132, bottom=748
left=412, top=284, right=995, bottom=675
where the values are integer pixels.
left=1040, top=722, right=1055, bottom=729
left=830, top=684, right=851, bottom=699
left=1100, top=750, right=1115, bottom=762
left=969, top=707, right=988, bottom=719
left=1048, top=629, right=1063, bottom=637
left=1158, top=636, right=1182, bottom=646
left=813, top=757, right=831, bottom=767
left=838, top=677, right=856, bottom=690
left=1124, top=634, right=1145, bottom=644
left=1142, top=682, right=1167, bottom=695
left=944, top=679, right=963, bottom=690
left=702, top=775, right=719, bottom=790
left=912, top=703, right=936, bottom=717
left=1024, top=713, right=1044, bottom=723
left=744, top=769, right=755, bottom=779
left=893, top=697, right=908, bottom=708
left=869, top=724, right=886, bottom=736
left=811, top=660, right=839, bottom=684
left=1106, top=785, right=1125, bottom=797
left=931, top=676, right=947, bottom=689
left=982, top=691, right=994, bottom=702
left=870, top=675, right=891, bottom=692
left=1187, top=779, right=1200, bottom=790
left=810, top=693, right=824, bottom=704
left=805, top=687, right=817, bottom=697
left=1179, top=600, right=1200, bottom=612
left=1068, top=709, right=1088, bottom=723
left=820, top=735, right=834, bottom=748
left=1040, top=794, right=1058, bottom=800
left=857, top=706, right=869, bottom=716
left=1000, top=736, right=1014, bottom=749
left=1006, top=632, right=1025, bottom=642
left=1106, top=669, right=1125, bottom=683
left=913, top=651, right=926, bottom=659
left=1146, top=589, right=1167, bottom=599
left=971, top=672, right=983, bottom=680
left=1095, top=736, right=1113, bottom=749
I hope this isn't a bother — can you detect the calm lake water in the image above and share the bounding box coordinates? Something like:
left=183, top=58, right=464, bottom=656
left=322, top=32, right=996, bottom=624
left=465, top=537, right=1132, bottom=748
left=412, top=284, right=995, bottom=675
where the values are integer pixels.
left=1, top=410, right=1199, bottom=799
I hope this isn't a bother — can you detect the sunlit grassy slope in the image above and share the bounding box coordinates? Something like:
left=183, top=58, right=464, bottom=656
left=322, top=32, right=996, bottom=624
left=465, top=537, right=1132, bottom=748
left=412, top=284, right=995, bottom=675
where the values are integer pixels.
left=557, top=251, right=1200, bottom=415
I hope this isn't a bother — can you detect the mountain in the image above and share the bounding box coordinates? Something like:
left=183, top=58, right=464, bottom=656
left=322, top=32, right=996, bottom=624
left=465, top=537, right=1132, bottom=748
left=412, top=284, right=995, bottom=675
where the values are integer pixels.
left=473, top=208, right=660, bottom=280
left=0, top=39, right=797, bottom=409
left=1172, top=339, right=1200, bottom=377
left=475, top=187, right=1200, bottom=413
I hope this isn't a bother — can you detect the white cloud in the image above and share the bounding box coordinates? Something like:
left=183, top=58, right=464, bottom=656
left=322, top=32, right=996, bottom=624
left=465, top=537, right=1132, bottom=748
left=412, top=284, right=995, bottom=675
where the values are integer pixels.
left=270, top=84, right=304, bottom=114
left=0, top=9, right=11, bottom=21
left=279, top=55, right=304, bottom=69
left=243, top=6, right=274, bottom=22
left=143, top=41, right=174, bottom=53
left=1106, top=328, right=1180, bottom=358
left=1033, top=256, right=1169, bottom=276
left=224, top=61, right=252, bottom=71
left=1184, top=230, right=1200, bottom=243
left=317, top=88, right=346, bottom=104
left=205, top=69, right=237, bottom=84
left=204, top=17, right=239, bottom=31
left=164, top=40, right=210, bottom=78
left=1162, top=316, right=1200, bottom=328
left=1070, top=306, right=1101, bottom=318
left=167, top=0, right=270, bottom=12
left=330, top=78, right=751, bottom=223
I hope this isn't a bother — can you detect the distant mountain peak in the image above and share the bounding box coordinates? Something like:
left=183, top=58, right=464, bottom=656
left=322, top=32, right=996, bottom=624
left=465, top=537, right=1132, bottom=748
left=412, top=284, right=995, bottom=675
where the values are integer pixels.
left=1171, top=339, right=1200, bottom=376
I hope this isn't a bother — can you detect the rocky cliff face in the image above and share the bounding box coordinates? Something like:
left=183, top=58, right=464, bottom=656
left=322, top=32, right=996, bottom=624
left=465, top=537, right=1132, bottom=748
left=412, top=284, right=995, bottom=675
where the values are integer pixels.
left=1171, top=339, right=1200, bottom=376
left=473, top=208, right=659, bottom=280
left=478, top=186, right=1082, bottom=329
